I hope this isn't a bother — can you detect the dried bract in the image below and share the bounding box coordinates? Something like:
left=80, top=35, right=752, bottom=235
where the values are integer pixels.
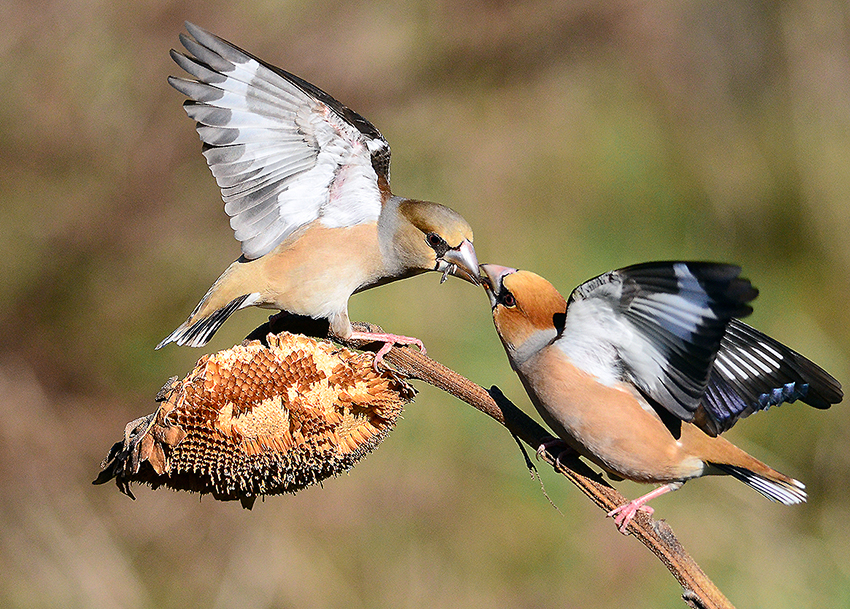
left=95, top=333, right=414, bottom=508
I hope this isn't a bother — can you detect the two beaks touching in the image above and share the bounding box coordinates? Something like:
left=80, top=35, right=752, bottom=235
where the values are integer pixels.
left=156, top=23, right=843, bottom=534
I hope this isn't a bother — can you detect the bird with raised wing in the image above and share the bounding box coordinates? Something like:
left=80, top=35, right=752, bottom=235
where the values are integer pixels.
left=156, top=23, right=479, bottom=361
left=480, top=262, right=842, bottom=532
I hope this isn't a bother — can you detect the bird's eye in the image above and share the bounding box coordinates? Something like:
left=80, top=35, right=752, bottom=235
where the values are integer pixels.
left=501, top=292, right=516, bottom=307
left=426, top=233, right=444, bottom=248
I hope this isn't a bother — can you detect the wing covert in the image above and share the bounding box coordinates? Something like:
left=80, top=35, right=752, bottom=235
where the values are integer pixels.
left=559, top=262, right=758, bottom=421
left=170, top=22, right=390, bottom=259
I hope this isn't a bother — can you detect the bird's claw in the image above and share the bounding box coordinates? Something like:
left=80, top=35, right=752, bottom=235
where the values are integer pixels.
left=372, top=337, right=426, bottom=371
left=606, top=483, right=675, bottom=533
left=607, top=501, right=655, bottom=534
left=536, top=436, right=575, bottom=472
left=348, top=330, right=426, bottom=372
left=536, top=436, right=566, bottom=459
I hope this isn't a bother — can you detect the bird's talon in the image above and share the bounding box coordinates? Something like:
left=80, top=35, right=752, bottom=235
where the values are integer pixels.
left=371, top=343, right=393, bottom=372
left=359, top=333, right=427, bottom=372
left=535, top=436, right=571, bottom=464
left=607, top=502, right=655, bottom=533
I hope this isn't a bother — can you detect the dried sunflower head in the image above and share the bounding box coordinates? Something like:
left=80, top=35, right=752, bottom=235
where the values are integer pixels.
left=95, top=332, right=414, bottom=508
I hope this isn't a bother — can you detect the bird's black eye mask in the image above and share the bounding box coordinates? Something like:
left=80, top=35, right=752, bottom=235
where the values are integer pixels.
left=425, top=232, right=450, bottom=258
left=497, top=289, right=516, bottom=308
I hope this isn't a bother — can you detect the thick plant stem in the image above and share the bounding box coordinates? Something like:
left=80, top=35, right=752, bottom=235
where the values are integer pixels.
left=345, top=327, right=735, bottom=609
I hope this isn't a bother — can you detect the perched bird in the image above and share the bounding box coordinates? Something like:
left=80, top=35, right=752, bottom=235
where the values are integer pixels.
left=157, top=23, right=479, bottom=357
left=481, top=262, right=842, bottom=532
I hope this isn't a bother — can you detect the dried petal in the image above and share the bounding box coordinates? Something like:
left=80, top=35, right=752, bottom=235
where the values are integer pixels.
left=95, top=332, right=413, bottom=506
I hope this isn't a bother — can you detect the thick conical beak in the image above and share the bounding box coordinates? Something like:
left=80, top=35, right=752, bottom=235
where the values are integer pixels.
left=479, top=263, right=518, bottom=307
left=439, top=239, right=480, bottom=285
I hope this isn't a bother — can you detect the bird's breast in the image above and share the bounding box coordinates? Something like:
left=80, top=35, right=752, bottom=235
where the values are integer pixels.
left=250, top=222, right=386, bottom=316
left=518, top=347, right=705, bottom=484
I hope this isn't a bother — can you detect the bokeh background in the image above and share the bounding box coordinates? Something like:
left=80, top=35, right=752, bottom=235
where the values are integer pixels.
left=2, top=1, right=849, bottom=607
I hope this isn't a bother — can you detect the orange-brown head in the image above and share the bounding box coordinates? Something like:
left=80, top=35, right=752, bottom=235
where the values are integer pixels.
left=480, top=264, right=568, bottom=366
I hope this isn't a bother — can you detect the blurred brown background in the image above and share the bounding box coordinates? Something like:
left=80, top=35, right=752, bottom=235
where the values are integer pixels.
left=2, top=1, right=849, bottom=607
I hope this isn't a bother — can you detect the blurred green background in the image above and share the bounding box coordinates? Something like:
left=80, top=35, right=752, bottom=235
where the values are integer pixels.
left=2, top=1, right=849, bottom=607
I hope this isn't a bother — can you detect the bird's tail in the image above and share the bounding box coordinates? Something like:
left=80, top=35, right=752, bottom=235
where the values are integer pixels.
left=156, top=259, right=264, bottom=350
left=712, top=462, right=806, bottom=505
left=685, top=425, right=807, bottom=505
left=156, top=293, right=259, bottom=349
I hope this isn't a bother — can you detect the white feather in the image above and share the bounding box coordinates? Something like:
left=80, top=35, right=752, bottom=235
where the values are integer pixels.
left=173, top=24, right=385, bottom=261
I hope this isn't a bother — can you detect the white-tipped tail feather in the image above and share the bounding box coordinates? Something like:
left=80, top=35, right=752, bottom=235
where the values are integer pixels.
left=714, top=464, right=807, bottom=504
left=156, top=292, right=261, bottom=349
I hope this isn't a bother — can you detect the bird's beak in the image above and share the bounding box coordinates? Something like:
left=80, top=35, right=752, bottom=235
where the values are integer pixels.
left=480, top=263, right=517, bottom=307
left=438, top=239, right=480, bottom=285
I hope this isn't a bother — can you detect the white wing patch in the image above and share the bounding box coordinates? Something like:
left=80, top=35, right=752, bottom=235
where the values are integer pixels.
left=171, top=23, right=386, bottom=260
left=557, top=274, right=631, bottom=387
left=557, top=262, right=756, bottom=421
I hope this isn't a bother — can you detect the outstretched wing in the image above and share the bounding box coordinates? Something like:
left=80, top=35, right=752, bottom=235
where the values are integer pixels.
left=558, top=261, right=757, bottom=421
left=696, top=319, right=842, bottom=435
left=170, top=22, right=391, bottom=260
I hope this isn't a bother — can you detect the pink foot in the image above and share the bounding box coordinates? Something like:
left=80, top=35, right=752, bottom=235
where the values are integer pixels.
left=608, top=501, right=655, bottom=533
left=535, top=436, right=575, bottom=469
left=348, top=330, right=426, bottom=371
left=606, top=483, right=679, bottom=534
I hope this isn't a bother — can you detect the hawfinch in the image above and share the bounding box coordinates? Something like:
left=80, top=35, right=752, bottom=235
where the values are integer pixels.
left=481, top=262, right=842, bottom=532
left=156, top=23, right=479, bottom=357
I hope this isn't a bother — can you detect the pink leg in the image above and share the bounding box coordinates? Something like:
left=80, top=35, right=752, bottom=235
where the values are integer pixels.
left=607, top=483, right=681, bottom=534
left=348, top=330, right=426, bottom=371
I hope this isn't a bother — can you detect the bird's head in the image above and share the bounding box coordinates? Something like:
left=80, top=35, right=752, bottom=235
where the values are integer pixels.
left=480, top=264, right=567, bottom=366
left=389, top=199, right=480, bottom=285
